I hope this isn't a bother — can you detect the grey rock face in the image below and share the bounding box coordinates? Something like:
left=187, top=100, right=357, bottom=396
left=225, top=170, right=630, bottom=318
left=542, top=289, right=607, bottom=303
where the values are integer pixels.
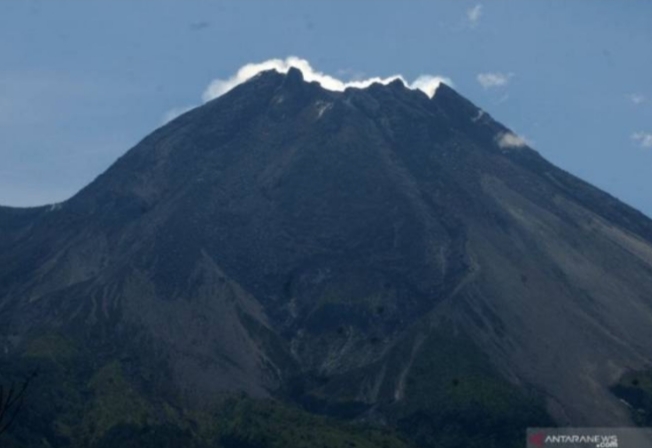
left=1, top=69, right=652, bottom=428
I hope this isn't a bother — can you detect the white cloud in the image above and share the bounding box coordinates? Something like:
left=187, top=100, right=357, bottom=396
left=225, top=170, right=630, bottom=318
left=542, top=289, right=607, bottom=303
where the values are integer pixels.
left=632, top=132, right=652, bottom=148
left=496, top=132, right=529, bottom=149
left=477, top=72, right=513, bottom=89
left=161, top=105, right=194, bottom=125
left=629, top=94, right=646, bottom=105
left=201, top=56, right=453, bottom=102
left=410, top=75, right=453, bottom=98
left=162, top=57, right=453, bottom=126
left=467, top=4, right=482, bottom=27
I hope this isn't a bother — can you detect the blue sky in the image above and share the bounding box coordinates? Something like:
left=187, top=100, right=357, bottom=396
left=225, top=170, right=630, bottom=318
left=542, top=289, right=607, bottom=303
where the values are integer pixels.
left=1, top=1, right=651, bottom=216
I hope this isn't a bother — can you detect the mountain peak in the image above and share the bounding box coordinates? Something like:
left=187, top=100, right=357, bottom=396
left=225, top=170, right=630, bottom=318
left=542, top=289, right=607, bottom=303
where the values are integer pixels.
left=5, top=57, right=652, bottom=446
left=198, top=58, right=453, bottom=103
left=387, top=77, right=407, bottom=90
left=285, top=66, right=304, bottom=83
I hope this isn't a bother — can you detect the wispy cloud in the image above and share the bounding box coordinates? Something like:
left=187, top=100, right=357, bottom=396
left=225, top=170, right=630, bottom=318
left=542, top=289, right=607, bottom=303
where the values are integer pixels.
left=496, top=131, right=530, bottom=149
left=629, top=94, right=646, bottom=105
left=201, top=56, right=453, bottom=102
left=477, top=72, right=513, bottom=89
left=467, top=4, right=482, bottom=27
left=632, top=132, right=652, bottom=148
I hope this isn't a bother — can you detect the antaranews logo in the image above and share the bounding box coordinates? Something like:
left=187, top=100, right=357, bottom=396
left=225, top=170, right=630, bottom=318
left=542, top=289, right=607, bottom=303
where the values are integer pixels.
left=527, top=428, right=652, bottom=448
left=528, top=432, right=546, bottom=447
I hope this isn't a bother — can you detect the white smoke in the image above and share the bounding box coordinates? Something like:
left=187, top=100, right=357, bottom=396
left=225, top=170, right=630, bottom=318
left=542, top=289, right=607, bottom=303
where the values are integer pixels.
left=163, top=57, right=453, bottom=124
left=201, top=56, right=453, bottom=101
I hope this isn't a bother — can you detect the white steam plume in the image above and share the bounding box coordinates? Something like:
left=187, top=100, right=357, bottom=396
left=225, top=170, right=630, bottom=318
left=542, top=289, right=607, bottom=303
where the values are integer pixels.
left=163, top=57, right=453, bottom=124
left=201, top=56, right=453, bottom=101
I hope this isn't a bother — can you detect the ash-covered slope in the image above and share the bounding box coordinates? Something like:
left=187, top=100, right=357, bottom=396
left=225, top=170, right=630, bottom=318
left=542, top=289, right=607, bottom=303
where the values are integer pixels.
left=2, top=67, right=652, bottom=446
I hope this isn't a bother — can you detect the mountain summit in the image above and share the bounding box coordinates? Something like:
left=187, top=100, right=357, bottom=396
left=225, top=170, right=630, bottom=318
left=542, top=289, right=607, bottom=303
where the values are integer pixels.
left=2, top=68, right=652, bottom=447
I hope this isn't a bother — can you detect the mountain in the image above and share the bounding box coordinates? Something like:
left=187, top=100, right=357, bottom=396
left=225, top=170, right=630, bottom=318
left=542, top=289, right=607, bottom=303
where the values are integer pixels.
left=2, top=66, right=652, bottom=447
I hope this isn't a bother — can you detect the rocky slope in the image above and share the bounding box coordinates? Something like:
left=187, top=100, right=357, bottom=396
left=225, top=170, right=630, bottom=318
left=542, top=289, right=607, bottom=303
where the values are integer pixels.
left=2, top=67, right=652, bottom=447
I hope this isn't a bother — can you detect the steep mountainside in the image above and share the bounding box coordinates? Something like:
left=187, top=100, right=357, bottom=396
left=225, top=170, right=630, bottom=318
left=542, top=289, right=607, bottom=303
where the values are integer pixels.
left=2, top=67, right=652, bottom=447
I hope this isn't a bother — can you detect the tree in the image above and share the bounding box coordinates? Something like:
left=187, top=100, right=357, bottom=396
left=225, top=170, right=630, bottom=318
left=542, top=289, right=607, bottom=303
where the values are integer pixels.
left=0, top=370, right=38, bottom=436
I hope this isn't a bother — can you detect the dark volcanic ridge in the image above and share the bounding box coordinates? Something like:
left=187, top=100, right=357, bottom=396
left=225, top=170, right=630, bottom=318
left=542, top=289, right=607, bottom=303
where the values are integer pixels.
left=2, top=66, right=652, bottom=447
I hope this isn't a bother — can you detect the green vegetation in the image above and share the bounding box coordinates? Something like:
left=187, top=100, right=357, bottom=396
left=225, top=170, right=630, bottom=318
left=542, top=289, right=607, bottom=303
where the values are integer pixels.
left=212, top=398, right=411, bottom=448
left=0, top=328, right=553, bottom=448
left=391, top=327, right=554, bottom=448
left=24, top=333, right=78, bottom=362
left=81, top=361, right=152, bottom=442
left=0, top=335, right=413, bottom=448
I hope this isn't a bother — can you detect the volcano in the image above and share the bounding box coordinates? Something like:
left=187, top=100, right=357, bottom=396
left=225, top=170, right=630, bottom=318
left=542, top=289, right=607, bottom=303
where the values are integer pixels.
left=2, top=67, right=652, bottom=447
